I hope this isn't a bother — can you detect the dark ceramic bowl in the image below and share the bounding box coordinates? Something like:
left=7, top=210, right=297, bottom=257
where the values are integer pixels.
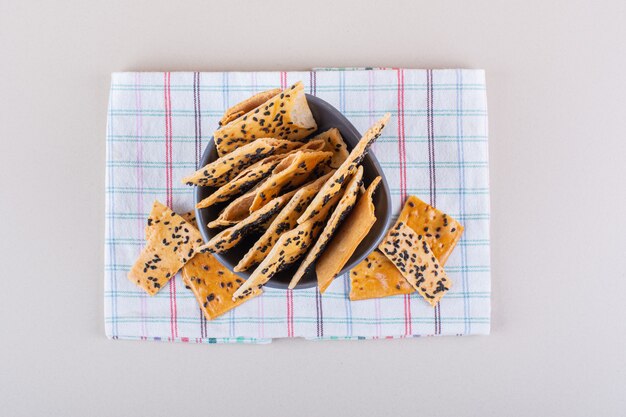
left=195, top=94, right=392, bottom=289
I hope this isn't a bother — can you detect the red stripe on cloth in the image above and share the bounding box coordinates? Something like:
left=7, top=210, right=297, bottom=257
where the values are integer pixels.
left=396, top=69, right=407, bottom=202
left=280, top=71, right=287, bottom=89
left=286, top=289, right=294, bottom=337
left=163, top=72, right=178, bottom=339
left=397, top=69, right=412, bottom=336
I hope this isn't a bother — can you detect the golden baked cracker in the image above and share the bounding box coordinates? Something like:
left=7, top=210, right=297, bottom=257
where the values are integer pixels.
left=315, top=176, right=382, bottom=292
left=235, top=171, right=334, bottom=272
left=232, top=191, right=343, bottom=298
left=128, top=201, right=205, bottom=295
left=196, top=155, right=284, bottom=209
left=214, top=82, right=318, bottom=156
left=207, top=180, right=268, bottom=228
left=349, top=250, right=414, bottom=301
left=178, top=210, right=197, bottom=227
left=200, top=188, right=299, bottom=254
left=182, top=138, right=301, bottom=187
left=220, top=110, right=244, bottom=126
left=378, top=221, right=452, bottom=306
left=297, top=113, right=390, bottom=224
left=309, top=128, right=349, bottom=169
left=289, top=166, right=364, bottom=290
left=249, top=150, right=332, bottom=212
left=181, top=252, right=262, bottom=320
left=219, top=88, right=282, bottom=127
left=196, top=139, right=327, bottom=209
left=146, top=210, right=198, bottom=241
left=398, top=195, right=464, bottom=265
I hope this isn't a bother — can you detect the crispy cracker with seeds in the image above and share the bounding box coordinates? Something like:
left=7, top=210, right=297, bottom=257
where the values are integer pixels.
left=233, top=191, right=344, bottom=298
left=349, top=250, right=414, bottom=300
left=219, top=88, right=282, bottom=127
left=235, top=171, right=334, bottom=272
left=182, top=138, right=301, bottom=187
left=214, top=82, right=318, bottom=156
left=315, top=176, right=382, bottom=292
left=249, top=150, right=332, bottom=212
left=298, top=113, right=390, bottom=224
left=178, top=210, right=197, bottom=227
left=378, top=221, right=452, bottom=306
left=207, top=180, right=268, bottom=228
left=349, top=196, right=464, bottom=300
left=128, top=201, right=205, bottom=295
left=196, top=155, right=284, bottom=209
left=197, top=140, right=327, bottom=209
left=309, top=128, right=349, bottom=169
left=144, top=209, right=199, bottom=241
left=398, top=196, right=464, bottom=265
left=289, top=166, right=364, bottom=290
left=181, top=251, right=262, bottom=320
left=200, top=188, right=300, bottom=254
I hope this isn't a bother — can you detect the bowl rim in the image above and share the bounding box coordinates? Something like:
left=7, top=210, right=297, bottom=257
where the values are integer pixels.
left=194, top=94, right=392, bottom=290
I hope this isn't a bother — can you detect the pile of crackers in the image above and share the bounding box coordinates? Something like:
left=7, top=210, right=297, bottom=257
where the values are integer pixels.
left=128, top=82, right=464, bottom=321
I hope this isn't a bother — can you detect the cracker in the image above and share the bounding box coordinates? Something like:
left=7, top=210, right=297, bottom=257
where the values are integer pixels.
left=378, top=221, right=452, bottom=306
left=249, top=150, right=332, bottom=212
left=200, top=188, right=299, bottom=254
left=219, top=88, right=282, bottom=127
left=398, top=195, right=464, bottom=265
left=128, top=201, right=205, bottom=295
left=349, top=250, right=414, bottom=301
left=315, top=176, right=382, bottom=292
left=196, top=139, right=327, bottom=209
left=214, top=82, right=318, bottom=156
left=181, top=251, right=262, bottom=320
left=207, top=180, right=268, bottom=228
left=196, top=155, right=284, bottom=209
left=178, top=210, right=197, bottom=227
left=235, top=171, right=334, bottom=272
left=297, top=113, right=390, bottom=224
left=232, top=190, right=343, bottom=298
left=289, top=166, right=364, bottom=290
left=182, top=138, right=301, bottom=187
left=309, top=128, right=349, bottom=169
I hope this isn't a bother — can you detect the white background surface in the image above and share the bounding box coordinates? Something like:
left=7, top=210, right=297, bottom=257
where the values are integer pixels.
left=1, top=1, right=625, bottom=416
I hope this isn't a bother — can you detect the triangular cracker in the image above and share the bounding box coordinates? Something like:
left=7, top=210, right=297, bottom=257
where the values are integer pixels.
left=196, top=155, right=283, bottom=209
left=232, top=190, right=344, bottom=298
left=219, top=88, right=282, bottom=127
left=207, top=180, right=268, bottom=228
left=235, top=171, right=334, bottom=272
left=182, top=138, right=301, bottom=187
left=297, top=113, right=390, bottom=224
left=398, top=195, right=464, bottom=265
left=315, top=176, right=382, bottom=292
left=201, top=188, right=300, bottom=254
left=181, top=251, right=262, bottom=320
left=214, top=82, right=317, bottom=156
left=128, top=201, right=205, bottom=295
left=309, top=128, right=349, bottom=169
left=196, top=139, right=327, bottom=209
left=249, top=150, right=332, bottom=212
left=349, top=250, right=414, bottom=301
left=289, top=166, right=364, bottom=290
left=378, top=221, right=452, bottom=306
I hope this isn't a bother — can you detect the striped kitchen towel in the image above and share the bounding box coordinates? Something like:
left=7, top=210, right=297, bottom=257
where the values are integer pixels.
left=105, top=69, right=490, bottom=344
